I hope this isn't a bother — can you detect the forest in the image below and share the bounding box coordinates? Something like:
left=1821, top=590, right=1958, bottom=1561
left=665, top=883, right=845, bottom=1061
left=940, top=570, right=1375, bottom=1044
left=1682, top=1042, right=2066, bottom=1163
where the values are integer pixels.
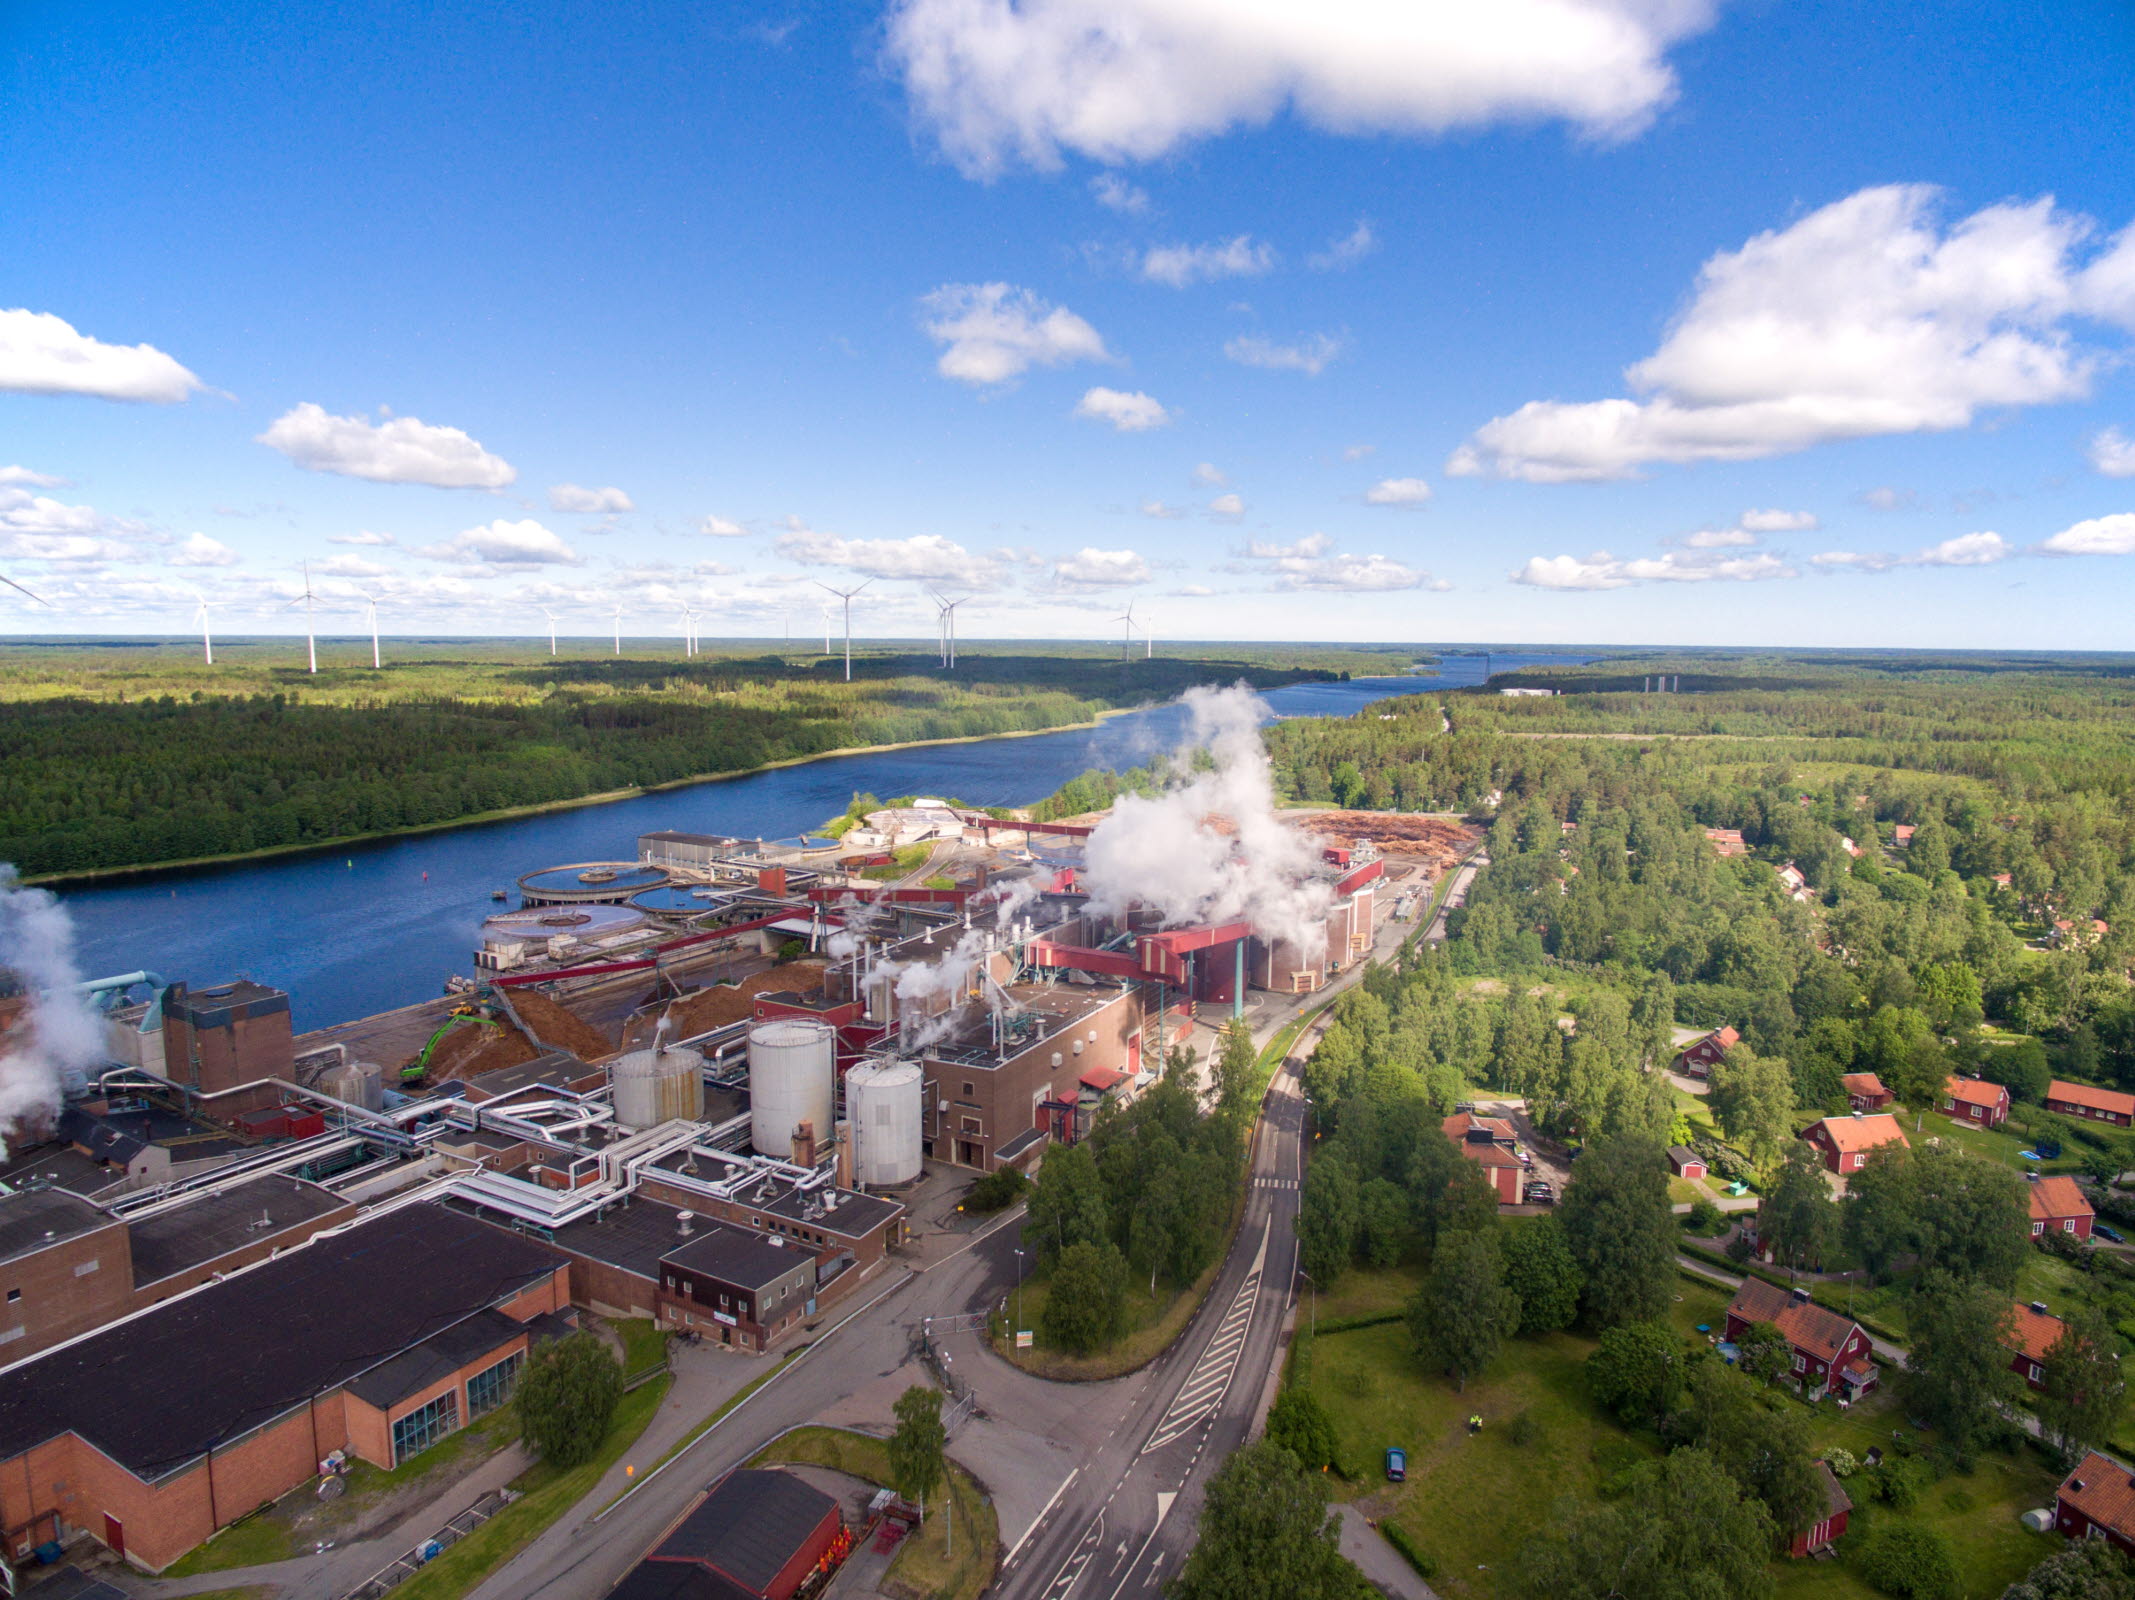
left=0, top=642, right=1359, bottom=878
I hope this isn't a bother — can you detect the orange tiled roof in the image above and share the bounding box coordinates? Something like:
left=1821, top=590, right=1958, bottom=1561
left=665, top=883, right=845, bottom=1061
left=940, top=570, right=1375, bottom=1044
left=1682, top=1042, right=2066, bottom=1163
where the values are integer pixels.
left=1729, top=1277, right=1860, bottom=1362
left=2008, top=1303, right=2065, bottom=1364
left=1442, top=1111, right=1516, bottom=1143
left=1841, top=1072, right=1888, bottom=1098
left=2030, top=1175, right=2094, bottom=1223
left=2059, top=1451, right=2135, bottom=1540
left=2047, top=1080, right=2135, bottom=1117
left=1807, top=1114, right=1909, bottom=1155
left=1944, top=1075, right=2008, bottom=1111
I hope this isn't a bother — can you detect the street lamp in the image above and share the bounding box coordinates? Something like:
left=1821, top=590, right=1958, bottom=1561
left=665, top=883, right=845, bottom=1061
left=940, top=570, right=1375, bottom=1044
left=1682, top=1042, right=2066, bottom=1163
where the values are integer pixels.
left=1013, top=1246, right=1027, bottom=1334
left=1298, top=1269, right=1318, bottom=1340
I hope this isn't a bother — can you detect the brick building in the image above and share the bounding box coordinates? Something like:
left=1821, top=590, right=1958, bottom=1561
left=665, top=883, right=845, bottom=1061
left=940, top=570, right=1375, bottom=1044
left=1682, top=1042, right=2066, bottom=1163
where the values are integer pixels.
left=607, top=1468, right=845, bottom=1600
left=657, top=1225, right=818, bottom=1352
left=1442, top=1112, right=1523, bottom=1204
left=0, top=1204, right=568, bottom=1572
left=158, top=980, right=295, bottom=1097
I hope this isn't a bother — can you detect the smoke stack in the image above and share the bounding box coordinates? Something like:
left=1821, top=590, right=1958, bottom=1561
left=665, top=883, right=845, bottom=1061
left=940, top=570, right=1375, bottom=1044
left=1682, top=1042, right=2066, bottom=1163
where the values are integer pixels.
left=792, top=1120, right=817, bottom=1168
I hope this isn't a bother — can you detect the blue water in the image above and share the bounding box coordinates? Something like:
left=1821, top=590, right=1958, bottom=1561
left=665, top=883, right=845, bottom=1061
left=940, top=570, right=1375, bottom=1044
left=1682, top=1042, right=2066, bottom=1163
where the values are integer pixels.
left=56, top=652, right=1589, bottom=1027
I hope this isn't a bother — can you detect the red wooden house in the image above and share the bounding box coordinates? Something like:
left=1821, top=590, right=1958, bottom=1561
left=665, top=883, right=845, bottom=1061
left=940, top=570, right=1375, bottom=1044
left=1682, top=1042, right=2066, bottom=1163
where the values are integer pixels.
left=1942, top=1074, right=2010, bottom=1128
left=2055, top=1451, right=2135, bottom=1557
left=2045, top=1080, right=2135, bottom=1128
left=2029, top=1174, right=2095, bottom=1242
left=2007, top=1301, right=2065, bottom=1391
left=1444, top=1111, right=1524, bottom=1205
left=1802, top=1113, right=1908, bottom=1175
left=1673, top=1026, right=1739, bottom=1079
left=1840, top=1072, right=1892, bottom=1112
left=1724, top=1278, right=1880, bottom=1399
left=1789, top=1462, right=1853, bottom=1558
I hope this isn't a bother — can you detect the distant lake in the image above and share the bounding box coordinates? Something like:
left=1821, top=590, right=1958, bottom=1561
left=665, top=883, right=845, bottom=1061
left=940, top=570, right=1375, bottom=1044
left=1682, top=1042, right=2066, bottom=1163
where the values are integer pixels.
left=57, top=651, right=1591, bottom=1028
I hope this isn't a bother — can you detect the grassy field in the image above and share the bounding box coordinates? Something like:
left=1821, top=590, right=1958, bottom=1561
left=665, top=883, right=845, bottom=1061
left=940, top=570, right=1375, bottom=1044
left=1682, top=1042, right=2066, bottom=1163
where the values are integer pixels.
left=1300, top=1258, right=2059, bottom=1600
left=750, top=1426, right=998, bottom=1600
left=990, top=1242, right=1229, bottom=1381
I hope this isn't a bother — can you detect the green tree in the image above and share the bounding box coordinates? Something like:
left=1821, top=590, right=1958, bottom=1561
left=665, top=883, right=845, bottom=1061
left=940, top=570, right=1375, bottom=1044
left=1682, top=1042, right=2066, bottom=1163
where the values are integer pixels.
left=2000, top=1539, right=2135, bottom=1600
left=1759, top=1142, right=1836, bottom=1270
left=1501, top=1214, right=1582, bottom=1335
left=1025, top=1141, right=1110, bottom=1264
left=1516, top=1447, right=1775, bottom=1600
left=1166, top=1442, right=1366, bottom=1600
left=1903, top=1271, right=2023, bottom=1460
left=1214, top=1019, right=1259, bottom=1118
left=1708, top=1044, right=1797, bottom=1168
left=1356, top=1176, right=1409, bottom=1269
left=1264, top=1387, right=1342, bottom=1474
left=1407, top=1227, right=1521, bottom=1390
left=2039, top=1305, right=2128, bottom=1466
left=514, top=1331, right=623, bottom=1469
left=1297, top=1151, right=1361, bottom=1284
left=1679, top=1360, right=1825, bottom=1536
left=1584, top=1320, right=1685, bottom=1427
left=888, top=1385, right=946, bottom=1517
left=1734, top=1319, right=1793, bottom=1386
left=1857, top=1523, right=1961, bottom=1600
left=1040, top=1240, right=1129, bottom=1354
left=1557, top=1135, right=1677, bottom=1328
left=1843, top=1141, right=2029, bottom=1291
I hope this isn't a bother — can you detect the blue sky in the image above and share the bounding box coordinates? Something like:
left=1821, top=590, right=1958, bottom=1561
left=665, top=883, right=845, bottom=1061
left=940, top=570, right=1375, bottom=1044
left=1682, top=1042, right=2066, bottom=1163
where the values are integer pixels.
left=5, top=0, right=2135, bottom=648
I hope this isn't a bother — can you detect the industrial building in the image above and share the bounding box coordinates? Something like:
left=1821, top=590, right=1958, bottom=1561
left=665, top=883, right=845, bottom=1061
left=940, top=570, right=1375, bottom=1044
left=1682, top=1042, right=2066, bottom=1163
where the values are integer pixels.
left=606, top=1468, right=846, bottom=1600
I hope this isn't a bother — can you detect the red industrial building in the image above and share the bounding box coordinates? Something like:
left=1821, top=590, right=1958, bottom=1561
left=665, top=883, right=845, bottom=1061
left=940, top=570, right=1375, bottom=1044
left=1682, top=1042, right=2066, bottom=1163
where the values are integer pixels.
left=606, top=1468, right=845, bottom=1600
left=1443, top=1112, right=1523, bottom=1204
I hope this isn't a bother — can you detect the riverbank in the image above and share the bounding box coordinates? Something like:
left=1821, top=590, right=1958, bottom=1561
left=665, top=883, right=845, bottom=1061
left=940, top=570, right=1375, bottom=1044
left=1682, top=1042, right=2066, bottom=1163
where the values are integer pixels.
left=22, top=704, right=1148, bottom=888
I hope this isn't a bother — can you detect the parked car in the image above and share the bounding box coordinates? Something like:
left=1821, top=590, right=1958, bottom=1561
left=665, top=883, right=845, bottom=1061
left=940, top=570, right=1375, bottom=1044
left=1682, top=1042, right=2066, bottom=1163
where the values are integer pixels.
left=2098, top=1224, right=2125, bottom=1244
left=1524, top=1181, right=1555, bottom=1204
left=1385, top=1446, right=1407, bottom=1482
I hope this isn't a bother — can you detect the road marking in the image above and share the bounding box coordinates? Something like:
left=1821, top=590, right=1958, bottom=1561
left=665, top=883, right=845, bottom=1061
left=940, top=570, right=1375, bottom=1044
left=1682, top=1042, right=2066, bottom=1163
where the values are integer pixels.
left=1141, top=1218, right=1269, bottom=1455
left=1040, top=1512, right=1104, bottom=1600
left=1004, top=1467, right=1080, bottom=1568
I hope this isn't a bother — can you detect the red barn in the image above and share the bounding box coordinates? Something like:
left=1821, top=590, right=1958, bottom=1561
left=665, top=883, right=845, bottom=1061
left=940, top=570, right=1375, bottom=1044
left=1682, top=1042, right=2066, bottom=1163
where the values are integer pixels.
left=1724, top=1278, right=1880, bottom=1399
left=2008, top=1301, right=2065, bottom=1391
left=1789, top=1461, right=1853, bottom=1558
left=1667, top=1146, right=1707, bottom=1181
left=2045, top=1080, right=2135, bottom=1128
left=2055, top=1451, right=2135, bottom=1557
left=1673, top=1027, right=1739, bottom=1080
left=2029, top=1174, right=2095, bottom=1243
left=1942, top=1074, right=2010, bottom=1127
left=1802, top=1113, right=1909, bottom=1175
left=1840, top=1072, right=1892, bottom=1112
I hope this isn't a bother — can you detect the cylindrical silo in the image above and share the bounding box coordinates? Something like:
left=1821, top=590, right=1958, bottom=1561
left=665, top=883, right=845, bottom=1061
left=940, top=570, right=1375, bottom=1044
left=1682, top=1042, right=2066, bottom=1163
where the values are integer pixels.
left=748, top=1019, right=835, bottom=1161
left=846, top=1059, right=923, bottom=1187
left=610, top=1045, right=706, bottom=1131
left=350, top=1060, right=386, bottom=1112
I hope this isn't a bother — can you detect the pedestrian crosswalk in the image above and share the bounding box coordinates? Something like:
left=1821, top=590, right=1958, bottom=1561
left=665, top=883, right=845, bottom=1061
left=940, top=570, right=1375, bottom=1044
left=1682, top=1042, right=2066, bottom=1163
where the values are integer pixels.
left=1252, top=1175, right=1297, bottom=1191
left=1142, top=1244, right=1262, bottom=1455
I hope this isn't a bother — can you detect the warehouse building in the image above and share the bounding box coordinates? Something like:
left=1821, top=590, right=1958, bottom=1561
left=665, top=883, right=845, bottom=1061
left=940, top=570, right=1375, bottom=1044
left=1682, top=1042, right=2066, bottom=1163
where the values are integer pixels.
left=0, top=1203, right=570, bottom=1572
left=607, top=1468, right=846, bottom=1600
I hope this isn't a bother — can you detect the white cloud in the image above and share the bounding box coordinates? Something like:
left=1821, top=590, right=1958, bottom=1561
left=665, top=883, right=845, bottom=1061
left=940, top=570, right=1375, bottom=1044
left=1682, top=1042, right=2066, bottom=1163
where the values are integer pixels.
left=1075, top=386, right=1171, bottom=431
left=1512, top=550, right=1798, bottom=589
left=1172, top=583, right=1216, bottom=597
left=920, top=282, right=1110, bottom=385
left=698, top=514, right=749, bottom=537
left=1452, top=186, right=2135, bottom=482
left=418, top=519, right=581, bottom=566
left=0, top=308, right=202, bottom=403
left=1140, top=499, right=1186, bottom=519
left=1245, top=532, right=1334, bottom=560
left=776, top=518, right=1003, bottom=585
left=1310, top=219, right=1378, bottom=270
left=330, top=529, right=397, bottom=546
left=2088, top=427, right=2135, bottom=478
left=1363, top=476, right=1432, bottom=506
left=1052, top=546, right=1149, bottom=587
left=1861, top=486, right=1914, bottom=512
left=1683, top=527, right=1755, bottom=548
left=548, top=483, right=635, bottom=514
left=259, top=403, right=517, bottom=489
left=1208, top=492, right=1246, bottom=518
left=0, top=466, right=66, bottom=488
left=1192, top=462, right=1228, bottom=486
left=0, top=486, right=155, bottom=566
left=1223, top=332, right=1343, bottom=376
left=1811, top=531, right=2015, bottom=572
left=1341, top=443, right=1376, bottom=462
left=319, top=555, right=392, bottom=578
left=1739, top=507, right=1818, bottom=533
left=1277, top=551, right=1438, bottom=591
left=885, top=0, right=1715, bottom=177
left=1141, top=236, right=1274, bottom=288
left=168, top=532, right=239, bottom=568
left=2041, top=513, right=2135, bottom=556
left=1090, top=174, right=1150, bottom=214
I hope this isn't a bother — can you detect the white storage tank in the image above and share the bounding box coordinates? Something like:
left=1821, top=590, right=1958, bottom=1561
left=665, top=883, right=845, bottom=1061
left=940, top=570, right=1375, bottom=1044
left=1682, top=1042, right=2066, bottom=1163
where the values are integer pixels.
left=749, top=1018, right=836, bottom=1161
left=846, top=1058, right=924, bottom=1187
left=610, top=1044, right=706, bottom=1131
left=318, top=1060, right=386, bottom=1112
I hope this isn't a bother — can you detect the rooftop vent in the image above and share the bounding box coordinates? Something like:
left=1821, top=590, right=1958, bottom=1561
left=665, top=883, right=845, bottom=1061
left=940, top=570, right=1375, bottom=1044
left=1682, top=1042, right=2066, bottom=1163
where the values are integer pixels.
left=677, top=1210, right=694, bottom=1238
left=1791, top=1287, right=1811, bottom=1303
left=247, top=1209, right=274, bottom=1232
left=2031, top=1301, right=2050, bottom=1315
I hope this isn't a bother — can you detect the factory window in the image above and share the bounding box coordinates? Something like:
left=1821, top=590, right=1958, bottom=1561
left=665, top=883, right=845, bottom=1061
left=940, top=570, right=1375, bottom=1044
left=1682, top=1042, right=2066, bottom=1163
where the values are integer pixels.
left=963, top=1082, right=975, bottom=1097
left=961, top=1117, right=981, bottom=1134
left=467, top=1352, right=522, bottom=1417
left=391, top=1391, right=460, bottom=1466
left=679, top=1279, right=693, bottom=1296
left=4, top=1290, right=16, bottom=1304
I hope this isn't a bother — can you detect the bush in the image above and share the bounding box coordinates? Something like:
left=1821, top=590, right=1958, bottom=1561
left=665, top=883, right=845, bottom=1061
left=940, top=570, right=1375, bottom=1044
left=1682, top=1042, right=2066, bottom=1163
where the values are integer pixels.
left=1382, top=1523, right=1436, bottom=1580
left=1039, top=1241, right=1128, bottom=1354
left=1856, top=1523, right=1961, bottom=1600
left=1506, top=1409, right=1542, bottom=1447
left=964, top=1166, right=1029, bottom=1213
left=1265, top=1388, right=1341, bottom=1473
left=1870, top=1456, right=1930, bottom=1510
left=1684, top=1197, right=1725, bottom=1235
left=1826, top=1446, right=1858, bottom=1478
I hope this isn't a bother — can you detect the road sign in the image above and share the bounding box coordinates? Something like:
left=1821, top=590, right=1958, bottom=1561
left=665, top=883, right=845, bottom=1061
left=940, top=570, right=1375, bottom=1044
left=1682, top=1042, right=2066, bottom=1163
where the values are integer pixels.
left=1016, top=1330, right=1034, bottom=1349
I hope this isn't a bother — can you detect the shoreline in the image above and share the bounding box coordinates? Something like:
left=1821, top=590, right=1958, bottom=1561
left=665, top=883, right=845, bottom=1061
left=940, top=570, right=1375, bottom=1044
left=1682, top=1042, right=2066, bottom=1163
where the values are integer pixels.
left=26, top=704, right=1146, bottom=889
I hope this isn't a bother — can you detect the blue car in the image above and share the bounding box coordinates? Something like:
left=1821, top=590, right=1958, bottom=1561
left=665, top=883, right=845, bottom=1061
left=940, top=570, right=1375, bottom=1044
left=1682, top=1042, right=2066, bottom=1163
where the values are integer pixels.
left=1385, top=1447, right=1407, bottom=1482
left=2098, top=1224, right=2124, bottom=1244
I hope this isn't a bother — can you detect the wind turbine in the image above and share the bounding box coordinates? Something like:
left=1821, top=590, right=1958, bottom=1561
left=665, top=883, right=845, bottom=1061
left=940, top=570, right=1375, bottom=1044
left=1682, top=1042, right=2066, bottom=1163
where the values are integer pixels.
left=285, top=560, right=321, bottom=673
left=815, top=579, right=871, bottom=681
left=193, top=595, right=215, bottom=665
left=0, top=571, right=49, bottom=607
left=539, top=605, right=558, bottom=657
left=934, top=592, right=969, bottom=670
left=355, top=589, right=381, bottom=669
left=820, top=605, right=833, bottom=656
left=1112, top=599, right=1136, bottom=664
left=1138, top=610, right=1153, bottom=659
left=611, top=601, right=624, bottom=657
left=677, top=604, right=698, bottom=657
left=929, top=591, right=951, bottom=667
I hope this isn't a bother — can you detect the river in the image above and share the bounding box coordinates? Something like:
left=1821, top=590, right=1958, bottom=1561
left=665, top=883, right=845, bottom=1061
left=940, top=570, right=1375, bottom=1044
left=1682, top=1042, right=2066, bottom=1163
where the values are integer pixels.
left=56, top=652, right=1590, bottom=1028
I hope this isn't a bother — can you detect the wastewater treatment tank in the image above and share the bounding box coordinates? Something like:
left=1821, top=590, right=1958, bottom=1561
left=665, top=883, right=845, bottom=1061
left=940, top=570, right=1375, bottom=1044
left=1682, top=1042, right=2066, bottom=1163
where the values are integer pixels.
left=747, top=1018, right=836, bottom=1161
left=609, top=1044, right=706, bottom=1131
left=845, top=1058, right=923, bottom=1187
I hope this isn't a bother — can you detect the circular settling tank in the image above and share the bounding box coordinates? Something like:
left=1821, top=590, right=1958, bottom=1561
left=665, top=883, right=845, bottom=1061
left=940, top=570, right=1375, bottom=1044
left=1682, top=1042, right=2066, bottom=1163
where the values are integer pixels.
left=628, top=885, right=717, bottom=916
left=482, top=904, right=645, bottom=943
left=517, top=862, right=669, bottom=905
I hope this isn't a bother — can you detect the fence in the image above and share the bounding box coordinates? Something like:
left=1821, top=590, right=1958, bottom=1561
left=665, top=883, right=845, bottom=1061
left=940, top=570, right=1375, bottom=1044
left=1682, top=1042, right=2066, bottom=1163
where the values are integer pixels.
left=339, top=1487, right=517, bottom=1600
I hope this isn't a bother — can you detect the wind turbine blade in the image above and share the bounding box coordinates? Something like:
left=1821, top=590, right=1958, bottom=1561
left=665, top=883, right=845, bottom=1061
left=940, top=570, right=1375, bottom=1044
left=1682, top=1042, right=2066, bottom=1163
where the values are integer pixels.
left=1, top=572, right=50, bottom=604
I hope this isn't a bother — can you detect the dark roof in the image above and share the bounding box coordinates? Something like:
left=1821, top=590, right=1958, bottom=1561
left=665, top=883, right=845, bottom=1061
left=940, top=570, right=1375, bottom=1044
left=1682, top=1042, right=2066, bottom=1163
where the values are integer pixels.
left=995, top=1127, right=1048, bottom=1163
left=57, top=1108, right=146, bottom=1166
left=129, top=1174, right=350, bottom=1288
left=0, top=1188, right=117, bottom=1266
left=655, top=1469, right=839, bottom=1593
left=605, top=1562, right=753, bottom=1600
left=756, top=1181, right=902, bottom=1243
left=0, top=1142, right=118, bottom=1196
left=164, top=979, right=289, bottom=1026
left=346, top=1307, right=526, bottom=1409
left=539, top=1201, right=706, bottom=1283
left=1729, top=1277, right=1861, bottom=1362
left=461, top=1050, right=600, bottom=1102
left=1668, top=1145, right=1702, bottom=1166
left=0, top=1203, right=564, bottom=1480
left=662, top=1225, right=813, bottom=1292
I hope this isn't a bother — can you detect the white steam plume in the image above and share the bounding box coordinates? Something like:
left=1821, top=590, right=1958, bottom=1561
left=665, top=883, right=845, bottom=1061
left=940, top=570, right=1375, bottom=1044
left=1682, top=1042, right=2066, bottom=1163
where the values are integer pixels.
left=0, top=866, right=105, bottom=1151
left=1080, top=685, right=1333, bottom=957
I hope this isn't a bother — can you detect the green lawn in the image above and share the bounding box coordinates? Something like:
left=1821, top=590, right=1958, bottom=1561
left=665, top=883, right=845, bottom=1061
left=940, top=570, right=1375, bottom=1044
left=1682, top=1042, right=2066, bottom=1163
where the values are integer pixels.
left=608, top=1316, right=670, bottom=1379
